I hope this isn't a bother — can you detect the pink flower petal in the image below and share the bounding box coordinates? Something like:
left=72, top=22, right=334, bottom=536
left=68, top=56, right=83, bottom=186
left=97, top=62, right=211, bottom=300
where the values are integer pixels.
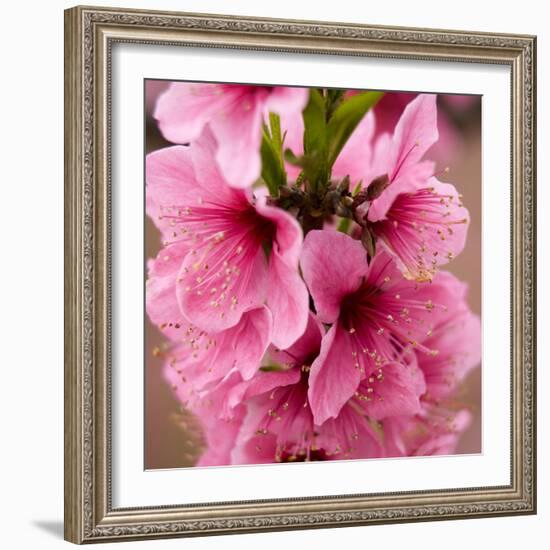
left=210, top=99, right=264, bottom=188
left=146, top=243, right=192, bottom=341
left=367, top=160, right=435, bottom=222
left=308, top=323, right=362, bottom=425
left=353, top=359, right=426, bottom=420
left=187, top=127, right=246, bottom=200
left=147, top=241, right=190, bottom=279
left=180, top=307, right=272, bottom=388
left=372, top=92, right=417, bottom=136
left=146, top=271, right=186, bottom=341
left=278, top=108, right=304, bottom=181
left=176, top=244, right=269, bottom=333
left=155, top=84, right=309, bottom=190
left=418, top=276, right=481, bottom=398
left=196, top=405, right=247, bottom=467
left=226, top=367, right=302, bottom=414
left=308, top=250, right=466, bottom=380
left=412, top=408, right=472, bottom=456
left=264, top=86, right=309, bottom=116
left=146, top=146, right=201, bottom=236
left=332, top=111, right=375, bottom=184
left=161, top=307, right=271, bottom=395
left=300, top=230, right=368, bottom=324
left=256, top=199, right=304, bottom=265
left=266, top=250, right=309, bottom=349
left=390, top=93, right=439, bottom=182
left=317, top=406, right=385, bottom=459
left=269, top=312, right=324, bottom=368
left=162, top=331, right=219, bottom=399
left=367, top=94, right=439, bottom=222
left=381, top=417, right=411, bottom=457
left=154, top=82, right=237, bottom=144
left=256, top=200, right=309, bottom=347
left=222, top=306, right=273, bottom=380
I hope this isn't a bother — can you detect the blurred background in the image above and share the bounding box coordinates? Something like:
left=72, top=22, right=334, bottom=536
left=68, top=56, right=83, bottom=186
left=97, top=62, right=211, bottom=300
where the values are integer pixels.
left=144, top=81, right=482, bottom=469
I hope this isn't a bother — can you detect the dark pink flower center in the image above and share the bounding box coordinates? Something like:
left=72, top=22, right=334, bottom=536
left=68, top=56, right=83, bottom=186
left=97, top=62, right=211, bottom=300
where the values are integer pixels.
left=218, top=85, right=276, bottom=111
left=160, top=194, right=276, bottom=319
left=278, top=448, right=329, bottom=462
left=339, top=262, right=439, bottom=377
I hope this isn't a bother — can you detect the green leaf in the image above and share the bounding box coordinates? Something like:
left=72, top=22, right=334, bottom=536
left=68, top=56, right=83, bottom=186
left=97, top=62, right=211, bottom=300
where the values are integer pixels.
left=259, top=363, right=288, bottom=372
left=326, top=91, right=384, bottom=168
left=302, top=89, right=328, bottom=191
left=303, top=89, right=327, bottom=156
left=283, top=148, right=302, bottom=166
left=283, top=148, right=319, bottom=185
left=260, top=114, right=287, bottom=196
left=337, top=217, right=352, bottom=234
left=268, top=112, right=285, bottom=181
left=325, top=89, right=345, bottom=120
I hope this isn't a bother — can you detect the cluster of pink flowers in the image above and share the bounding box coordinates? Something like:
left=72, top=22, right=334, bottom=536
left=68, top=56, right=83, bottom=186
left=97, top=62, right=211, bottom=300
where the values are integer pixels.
left=146, top=82, right=480, bottom=466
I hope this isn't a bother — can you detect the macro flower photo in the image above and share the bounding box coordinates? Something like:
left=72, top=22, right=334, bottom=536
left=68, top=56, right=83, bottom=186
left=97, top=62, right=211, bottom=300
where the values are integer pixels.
left=145, top=81, right=481, bottom=468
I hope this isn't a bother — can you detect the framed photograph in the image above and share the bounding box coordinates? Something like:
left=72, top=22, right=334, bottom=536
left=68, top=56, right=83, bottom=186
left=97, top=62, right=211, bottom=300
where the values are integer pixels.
left=64, top=5, right=537, bottom=544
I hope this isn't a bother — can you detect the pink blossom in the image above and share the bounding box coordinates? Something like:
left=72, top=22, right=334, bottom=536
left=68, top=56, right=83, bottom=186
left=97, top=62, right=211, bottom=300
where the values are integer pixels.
left=227, top=313, right=424, bottom=464
left=195, top=407, right=246, bottom=467
left=154, top=83, right=309, bottom=188
left=416, top=273, right=481, bottom=400
left=370, top=92, right=417, bottom=137
left=280, top=93, right=469, bottom=282
left=370, top=92, right=477, bottom=164
left=379, top=273, right=480, bottom=458
left=411, top=407, right=472, bottom=456
left=371, top=92, right=479, bottom=137
left=164, top=306, right=471, bottom=464
left=148, top=85, right=480, bottom=467
left=164, top=344, right=311, bottom=465
left=300, top=229, right=460, bottom=425
left=230, top=314, right=385, bottom=463
left=332, top=111, right=376, bottom=183
left=149, top=246, right=269, bottom=464
left=369, top=176, right=469, bottom=281
left=383, top=406, right=472, bottom=457
left=360, top=94, right=470, bottom=281
left=165, top=366, right=249, bottom=466
left=147, top=244, right=273, bottom=387
left=146, top=128, right=308, bottom=349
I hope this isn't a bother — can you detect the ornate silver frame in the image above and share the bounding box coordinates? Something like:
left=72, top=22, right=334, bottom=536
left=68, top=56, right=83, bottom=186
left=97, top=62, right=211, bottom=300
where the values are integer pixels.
left=64, top=5, right=537, bottom=544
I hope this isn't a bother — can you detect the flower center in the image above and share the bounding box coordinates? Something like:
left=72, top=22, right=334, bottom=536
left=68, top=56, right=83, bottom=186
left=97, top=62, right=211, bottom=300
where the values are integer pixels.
left=234, top=205, right=276, bottom=248
left=278, top=448, right=329, bottom=462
